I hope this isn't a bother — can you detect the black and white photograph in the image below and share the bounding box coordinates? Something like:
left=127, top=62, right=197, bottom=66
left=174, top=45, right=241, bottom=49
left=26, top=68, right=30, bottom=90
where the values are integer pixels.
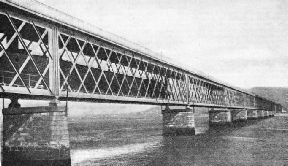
left=0, top=0, right=288, bottom=165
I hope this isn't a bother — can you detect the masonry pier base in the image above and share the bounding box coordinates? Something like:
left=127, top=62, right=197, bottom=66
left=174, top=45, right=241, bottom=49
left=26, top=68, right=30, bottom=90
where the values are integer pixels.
left=263, top=111, right=269, bottom=118
left=209, top=108, right=231, bottom=126
left=2, top=99, right=71, bottom=166
left=268, top=111, right=273, bottom=117
left=162, top=106, right=195, bottom=136
left=247, top=110, right=258, bottom=119
left=230, top=109, right=247, bottom=122
left=257, top=110, right=265, bottom=119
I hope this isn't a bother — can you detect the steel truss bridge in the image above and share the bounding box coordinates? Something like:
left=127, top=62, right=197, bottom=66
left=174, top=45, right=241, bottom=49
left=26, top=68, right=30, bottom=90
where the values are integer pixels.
left=0, top=0, right=282, bottom=111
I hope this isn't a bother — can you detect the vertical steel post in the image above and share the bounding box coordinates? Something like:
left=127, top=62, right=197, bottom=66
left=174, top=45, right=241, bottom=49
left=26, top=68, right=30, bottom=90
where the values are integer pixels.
left=243, top=94, right=246, bottom=108
left=28, top=74, right=30, bottom=88
left=185, top=74, right=189, bottom=105
left=254, top=96, right=256, bottom=108
left=49, top=26, right=60, bottom=98
left=1, top=70, right=3, bottom=84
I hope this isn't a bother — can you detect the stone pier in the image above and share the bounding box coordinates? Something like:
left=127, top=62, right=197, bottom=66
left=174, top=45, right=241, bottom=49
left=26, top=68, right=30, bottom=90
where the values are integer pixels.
left=269, top=111, right=273, bottom=117
left=2, top=99, right=71, bottom=165
left=162, top=106, right=195, bottom=136
left=257, top=110, right=264, bottom=118
left=209, top=108, right=231, bottom=126
left=263, top=111, right=269, bottom=118
left=230, top=109, right=247, bottom=122
left=247, top=110, right=258, bottom=119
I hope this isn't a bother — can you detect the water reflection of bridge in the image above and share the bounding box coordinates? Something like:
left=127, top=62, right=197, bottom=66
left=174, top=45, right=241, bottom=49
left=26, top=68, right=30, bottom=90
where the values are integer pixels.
left=0, top=0, right=282, bottom=165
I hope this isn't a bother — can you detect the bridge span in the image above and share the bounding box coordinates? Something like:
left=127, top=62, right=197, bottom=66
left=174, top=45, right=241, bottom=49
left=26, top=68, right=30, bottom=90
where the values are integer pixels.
left=0, top=0, right=282, bottom=165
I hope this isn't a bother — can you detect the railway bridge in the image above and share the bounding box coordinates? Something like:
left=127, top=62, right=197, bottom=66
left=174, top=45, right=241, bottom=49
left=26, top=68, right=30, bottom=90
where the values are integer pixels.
left=0, top=0, right=282, bottom=165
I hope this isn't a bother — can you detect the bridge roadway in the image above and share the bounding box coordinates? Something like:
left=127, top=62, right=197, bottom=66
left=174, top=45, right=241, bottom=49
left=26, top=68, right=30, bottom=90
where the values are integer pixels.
left=0, top=0, right=283, bottom=165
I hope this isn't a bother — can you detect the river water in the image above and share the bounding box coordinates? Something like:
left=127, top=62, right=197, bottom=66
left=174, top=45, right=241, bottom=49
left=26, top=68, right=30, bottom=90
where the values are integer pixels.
left=69, top=110, right=288, bottom=166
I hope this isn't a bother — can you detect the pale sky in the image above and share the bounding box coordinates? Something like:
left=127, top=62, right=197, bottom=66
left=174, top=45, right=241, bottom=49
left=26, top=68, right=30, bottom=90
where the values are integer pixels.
left=36, top=0, right=288, bottom=89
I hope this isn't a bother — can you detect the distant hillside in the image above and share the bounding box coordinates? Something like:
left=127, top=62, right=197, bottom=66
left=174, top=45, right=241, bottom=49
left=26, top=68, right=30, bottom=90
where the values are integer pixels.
left=250, top=87, right=288, bottom=110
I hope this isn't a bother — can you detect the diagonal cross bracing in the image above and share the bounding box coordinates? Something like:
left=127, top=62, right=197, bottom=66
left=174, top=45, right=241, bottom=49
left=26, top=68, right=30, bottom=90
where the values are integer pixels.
left=0, top=3, right=281, bottom=110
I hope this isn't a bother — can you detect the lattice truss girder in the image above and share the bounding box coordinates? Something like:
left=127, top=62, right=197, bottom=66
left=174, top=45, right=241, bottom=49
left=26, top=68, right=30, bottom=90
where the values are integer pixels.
left=0, top=11, right=263, bottom=108
left=255, top=98, right=275, bottom=111
left=58, top=32, right=172, bottom=99
left=58, top=31, right=201, bottom=103
left=0, top=12, right=52, bottom=94
left=56, top=30, right=258, bottom=106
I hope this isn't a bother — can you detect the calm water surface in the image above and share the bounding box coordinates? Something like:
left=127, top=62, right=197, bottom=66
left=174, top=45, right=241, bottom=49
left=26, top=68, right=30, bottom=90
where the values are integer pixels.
left=70, top=113, right=288, bottom=166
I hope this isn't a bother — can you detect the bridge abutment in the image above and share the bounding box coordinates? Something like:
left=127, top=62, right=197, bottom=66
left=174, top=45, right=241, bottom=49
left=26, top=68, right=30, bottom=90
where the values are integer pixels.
left=162, top=106, right=195, bottom=136
left=209, top=108, right=231, bottom=126
left=2, top=99, right=71, bottom=166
